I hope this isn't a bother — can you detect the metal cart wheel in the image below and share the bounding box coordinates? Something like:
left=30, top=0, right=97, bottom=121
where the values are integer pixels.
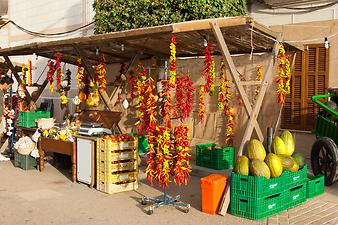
left=311, top=137, right=338, bottom=186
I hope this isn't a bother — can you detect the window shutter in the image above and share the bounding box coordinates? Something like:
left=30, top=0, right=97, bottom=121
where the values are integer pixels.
left=282, top=44, right=329, bottom=131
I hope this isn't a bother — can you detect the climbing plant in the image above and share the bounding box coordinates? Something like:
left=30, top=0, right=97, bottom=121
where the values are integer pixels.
left=93, top=0, right=247, bottom=33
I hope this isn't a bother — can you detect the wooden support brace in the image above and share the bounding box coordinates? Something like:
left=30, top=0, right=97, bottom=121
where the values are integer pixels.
left=3, top=55, right=34, bottom=105
left=74, top=46, right=114, bottom=111
left=32, top=78, right=49, bottom=102
left=210, top=21, right=264, bottom=142
left=237, top=36, right=281, bottom=156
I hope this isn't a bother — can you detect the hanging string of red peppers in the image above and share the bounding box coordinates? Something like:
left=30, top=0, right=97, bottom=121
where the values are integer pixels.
left=276, top=44, right=291, bottom=105
left=21, top=65, right=27, bottom=92
left=159, top=79, right=172, bottom=128
left=173, top=125, right=191, bottom=186
left=174, top=75, right=194, bottom=122
left=55, top=53, right=62, bottom=91
left=203, top=42, right=215, bottom=95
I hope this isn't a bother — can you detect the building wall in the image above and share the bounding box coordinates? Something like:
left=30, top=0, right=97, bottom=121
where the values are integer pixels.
left=250, top=2, right=338, bottom=88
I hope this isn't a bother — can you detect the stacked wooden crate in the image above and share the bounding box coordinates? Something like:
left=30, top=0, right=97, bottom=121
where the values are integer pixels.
left=96, top=137, right=138, bottom=194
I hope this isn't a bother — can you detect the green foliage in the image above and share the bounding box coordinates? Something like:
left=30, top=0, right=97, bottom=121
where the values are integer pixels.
left=93, top=0, right=247, bottom=33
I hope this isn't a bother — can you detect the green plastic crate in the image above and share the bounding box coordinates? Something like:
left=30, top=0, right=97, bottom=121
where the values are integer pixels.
left=230, top=191, right=284, bottom=220
left=138, top=136, right=148, bottom=154
left=231, top=172, right=287, bottom=198
left=284, top=165, right=308, bottom=186
left=307, top=174, right=324, bottom=199
left=284, top=182, right=307, bottom=209
left=196, top=144, right=234, bottom=170
left=14, top=152, right=37, bottom=170
left=18, top=111, right=51, bottom=128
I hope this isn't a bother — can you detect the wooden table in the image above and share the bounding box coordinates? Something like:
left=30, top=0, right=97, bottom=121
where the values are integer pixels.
left=39, top=137, right=77, bottom=182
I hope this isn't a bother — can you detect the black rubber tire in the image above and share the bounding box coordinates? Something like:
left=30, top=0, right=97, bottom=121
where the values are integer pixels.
left=311, top=137, right=338, bottom=186
left=141, top=199, right=147, bottom=205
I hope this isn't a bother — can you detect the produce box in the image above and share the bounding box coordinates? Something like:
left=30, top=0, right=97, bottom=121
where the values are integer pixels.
left=97, top=160, right=137, bottom=173
left=307, top=174, right=325, bottom=199
left=97, top=138, right=138, bottom=151
left=230, top=191, right=284, bottom=220
left=14, top=151, right=37, bottom=170
left=98, top=170, right=138, bottom=183
left=284, top=182, right=307, bottom=209
left=231, top=165, right=308, bottom=198
left=196, top=143, right=234, bottom=170
left=97, top=180, right=138, bottom=194
left=284, top=165, right=308, bottom=187
left=18, top=111, right=51, bottom=128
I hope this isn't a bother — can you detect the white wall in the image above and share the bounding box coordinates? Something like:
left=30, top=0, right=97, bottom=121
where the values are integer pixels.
left=250, top=2, right=338, bottom=26
left=5, top=0, right=94, bottom=47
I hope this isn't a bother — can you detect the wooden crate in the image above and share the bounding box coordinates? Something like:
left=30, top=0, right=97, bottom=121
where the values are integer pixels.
left=97, top=180, right=138, bottom=194
left=98, top=170, right=138, bottom=183
left=97, top=138, right=138, bottom=151
left=97, top=160, right=137, bottom=173
left=97, top=149, right=137, bottom=163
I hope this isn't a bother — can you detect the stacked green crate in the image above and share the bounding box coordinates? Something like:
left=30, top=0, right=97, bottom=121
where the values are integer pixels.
left=18, top=111, right=51, bottom=128
left=196, top=143, right=234, bottom=170
left=14, top=152, right=37, bottom=170
left=307, top=174, right=324, bottom=199
left=230, top=165, right=308, bottom=220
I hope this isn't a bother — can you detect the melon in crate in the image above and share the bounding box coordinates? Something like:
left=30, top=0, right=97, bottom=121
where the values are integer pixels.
left=265, top=153, right=283, bottom=178
left=250, top=159, right=270, bottom=179
left=247, top=139, right=266, bottom=161
left=280, top=130, right=295, bottom=156
left=272, top=136, right=286, bottom=155
left=235, top=155, right=249, bottom=176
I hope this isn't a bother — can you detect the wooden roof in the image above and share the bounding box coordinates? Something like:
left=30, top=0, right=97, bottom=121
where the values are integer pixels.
left=0, top=16, right=299, bottom=65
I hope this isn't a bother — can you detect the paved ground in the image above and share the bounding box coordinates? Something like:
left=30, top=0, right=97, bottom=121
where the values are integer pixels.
left=0, top=158, right=337, bottom=225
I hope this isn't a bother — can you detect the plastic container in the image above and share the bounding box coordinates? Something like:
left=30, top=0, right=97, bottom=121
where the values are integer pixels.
left=138, top=136, right=148, bottom=154
left=196, top=144, right=234, bottom=170
left=200, top=174, right=228, bottom=215
left=307, top=174, right=325, bottom=198
left=284, top=182, right=307, bottom=209
left=230, top=191, right=284, bottom=220
left=18, top=111, right=51, bottom=128
left=14, top=151, right=37, bottom=170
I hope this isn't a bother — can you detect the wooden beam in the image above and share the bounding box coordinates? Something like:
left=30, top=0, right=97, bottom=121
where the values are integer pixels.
left=74, top=46, right=114, bottom=111
left=32, top=78, right=49, bottom=102
left=239, top=81, right=262, bottom=86
left=237, top=35, right=281, bottom=156
left=3, top=55, right=33, bottom=103
left=211, top=21, right=264, bottom=141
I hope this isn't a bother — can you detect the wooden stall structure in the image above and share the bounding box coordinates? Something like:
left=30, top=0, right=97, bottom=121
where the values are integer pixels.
left=0, top=17, right=300, bottom=196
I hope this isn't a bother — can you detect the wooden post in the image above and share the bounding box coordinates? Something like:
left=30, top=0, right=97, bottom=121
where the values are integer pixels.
left=237, top=36, right=281, bottom=156
left=32, top=78, right=49, bottom=102
left=74, top=46, right=114, bottom=111
left=210, top=21, right=264, bottom=141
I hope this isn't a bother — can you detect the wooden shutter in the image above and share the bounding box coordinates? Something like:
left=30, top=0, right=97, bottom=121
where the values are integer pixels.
left=282, top=44, right=329, bottom=131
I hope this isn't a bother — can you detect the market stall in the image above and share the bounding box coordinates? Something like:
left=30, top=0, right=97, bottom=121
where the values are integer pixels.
left=0, top=16, right=311, bottom=218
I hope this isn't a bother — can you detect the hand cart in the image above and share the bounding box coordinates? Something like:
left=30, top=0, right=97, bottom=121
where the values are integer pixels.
left=311, top=88, right=338, bottom=186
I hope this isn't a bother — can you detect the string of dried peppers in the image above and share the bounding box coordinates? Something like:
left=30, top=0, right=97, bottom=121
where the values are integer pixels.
left=203, top=42, right=215, bottom=95
left=173, top=125, right=191, bottom=186
left=94, top=55, right=107, bottom=92
left=55, top=53, right=62, bottom=91
left=28, top=59, right=32, bottom=87
left=47, top=60, right=55, bottom=92
left=169, top=36, right=177, bottom=87
left=76, top=58, right=84, bottom=88
left=174, top=75, right=194, bottom=121
left=135, top=65, right=157, bottom=136
left=159, top=79, right=172, bottom=128
left=276, top=44, right=291, bottom=105
left=255, top=65, right=263, bottom=98
left=218, top=59, right=235, bottom=146
left=198, top=85, right=206, bottom=122
left=21, top=65, right=27, bottom=92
